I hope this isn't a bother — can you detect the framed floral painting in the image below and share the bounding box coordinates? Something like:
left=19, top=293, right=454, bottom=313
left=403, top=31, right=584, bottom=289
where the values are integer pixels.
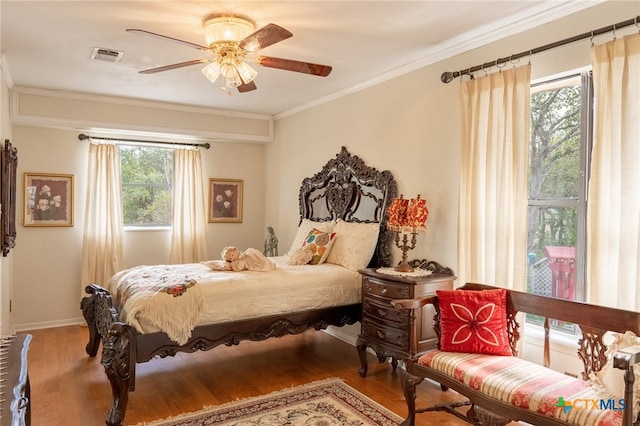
left=208, top=178, right=243, bottom=223
left=24, top=173, right=74, bottom=227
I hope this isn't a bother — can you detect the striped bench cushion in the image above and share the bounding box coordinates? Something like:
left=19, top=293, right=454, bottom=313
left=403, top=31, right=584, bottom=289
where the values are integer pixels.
left=419, top=351, right=623, bottom=426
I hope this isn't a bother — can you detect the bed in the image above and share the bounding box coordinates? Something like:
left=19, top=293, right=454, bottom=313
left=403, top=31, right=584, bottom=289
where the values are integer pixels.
left=81, top=146, right=397, bottom=426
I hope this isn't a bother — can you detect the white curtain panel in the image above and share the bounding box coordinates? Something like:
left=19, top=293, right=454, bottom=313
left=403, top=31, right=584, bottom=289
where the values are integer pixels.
left=170, top=148, right=209, bottom=264
left=80, top=143, right=124, bottom=299
left=457, top=65, right=531, bottom=290
left=587, top=33, right=640, bottom=309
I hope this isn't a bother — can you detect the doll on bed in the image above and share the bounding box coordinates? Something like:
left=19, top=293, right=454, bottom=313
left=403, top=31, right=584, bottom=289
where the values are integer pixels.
left=203, top=246, right=276, bottom=272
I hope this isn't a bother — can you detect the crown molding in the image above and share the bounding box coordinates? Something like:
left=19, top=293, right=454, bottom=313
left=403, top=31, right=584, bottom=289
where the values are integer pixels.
left=275, top=0, right=603, bottom=120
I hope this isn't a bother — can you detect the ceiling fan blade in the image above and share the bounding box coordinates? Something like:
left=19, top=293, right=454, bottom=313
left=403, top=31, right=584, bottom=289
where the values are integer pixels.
left=139, top=59, right=209, bottom=74
left=256, top=56, right=332, bottom=77
left=126, top=29, right=208, bottom=50
left=237, top=80, right=257, bottom=93
left=238, top=23, right=292, bottom=52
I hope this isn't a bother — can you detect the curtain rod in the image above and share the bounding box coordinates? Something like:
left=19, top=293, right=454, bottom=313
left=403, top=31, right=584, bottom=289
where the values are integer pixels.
left=77, top=133, right=211, bottom=149
left=441, top=15, right=640, bottom=83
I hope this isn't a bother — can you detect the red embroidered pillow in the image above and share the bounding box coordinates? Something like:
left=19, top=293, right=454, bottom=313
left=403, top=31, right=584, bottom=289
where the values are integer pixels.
left=436, top=289, right=512, bottom=356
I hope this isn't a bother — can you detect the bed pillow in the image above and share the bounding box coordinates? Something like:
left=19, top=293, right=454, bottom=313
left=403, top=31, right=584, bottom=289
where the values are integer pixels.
left=436, top=289, right=512, bottom=356
left=287, top=219, right=336, bottom=256
left=302, top=228, right=337, bottom=265
left=589, top=331, right=640, bottom=419
left=287, top=246, right=314, bottom=265
left=325, top=220, right=380, bottom=271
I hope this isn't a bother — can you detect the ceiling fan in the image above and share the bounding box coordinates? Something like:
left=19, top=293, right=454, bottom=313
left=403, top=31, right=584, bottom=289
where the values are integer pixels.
left=128, top=14, right=332, bottom=93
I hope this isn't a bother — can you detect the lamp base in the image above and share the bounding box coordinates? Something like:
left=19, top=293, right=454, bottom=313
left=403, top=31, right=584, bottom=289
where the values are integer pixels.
left=394, top=262, right=414, bottom=273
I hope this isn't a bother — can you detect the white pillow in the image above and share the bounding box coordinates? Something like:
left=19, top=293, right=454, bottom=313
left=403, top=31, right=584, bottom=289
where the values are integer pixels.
left=287, top=219, right=336, bottom=256
left=287, top=246, right=314, bottom=265
left=325, top=219, right=380, bottom=271
left=589, top=330, right=640, bottom=420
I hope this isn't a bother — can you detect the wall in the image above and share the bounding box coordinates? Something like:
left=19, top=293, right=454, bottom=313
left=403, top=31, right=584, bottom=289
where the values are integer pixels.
left=265, top=1, right=639, bottom=367
left=5, top=0, right=637, bottom=355
left=11, top=124, right=265, bottom=330
left=266, top=0, right=638, bottom=273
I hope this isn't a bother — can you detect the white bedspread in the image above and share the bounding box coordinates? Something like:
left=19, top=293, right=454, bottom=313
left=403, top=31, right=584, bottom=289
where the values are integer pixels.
left=108, top=256, right=361, bottom=342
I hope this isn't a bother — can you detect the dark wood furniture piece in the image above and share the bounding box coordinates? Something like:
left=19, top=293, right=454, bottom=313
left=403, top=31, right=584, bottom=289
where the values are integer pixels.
left=357, top=260, right=455, bottom=377
left=1, top=139, right=18, bottom=257
left=0, top=334, right=31, bottom=426
left=81, top=146, right=397, bottom=426
left=393, top=283, right=640, bottom=426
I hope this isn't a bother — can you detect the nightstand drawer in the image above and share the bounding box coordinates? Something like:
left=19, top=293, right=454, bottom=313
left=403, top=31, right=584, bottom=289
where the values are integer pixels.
left=357, top=266, right=456, bottom=377
left=361, top=320, right=408, bottom=350
left=362, top=296, right=408, bottom=325
left=363, top=277, right=410, bottom=299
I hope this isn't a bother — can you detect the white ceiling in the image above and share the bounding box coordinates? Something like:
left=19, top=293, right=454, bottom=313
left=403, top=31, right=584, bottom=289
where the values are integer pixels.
left=1, top=1, right=599, bottom=117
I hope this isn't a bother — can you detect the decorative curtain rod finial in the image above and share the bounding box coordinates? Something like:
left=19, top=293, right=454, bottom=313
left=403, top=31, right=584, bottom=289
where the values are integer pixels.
left=441, top=71, right=455, bottom=84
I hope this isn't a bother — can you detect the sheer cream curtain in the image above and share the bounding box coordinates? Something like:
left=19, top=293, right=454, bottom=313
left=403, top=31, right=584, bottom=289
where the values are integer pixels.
left=587, top=33, right=640, bottom=310
left=457, top=65, right=531, bottom=290
left=170, top=148, right=209, bottom=263
left=80, top=143, right=124, bottom=300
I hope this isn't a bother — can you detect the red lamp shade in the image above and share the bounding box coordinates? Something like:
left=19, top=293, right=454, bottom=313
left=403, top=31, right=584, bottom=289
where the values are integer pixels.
left=387, top=195, right=409, bottom=232
left=387, top=194, right=428, bottom=234
left=407, top=195, right=428, bottom=233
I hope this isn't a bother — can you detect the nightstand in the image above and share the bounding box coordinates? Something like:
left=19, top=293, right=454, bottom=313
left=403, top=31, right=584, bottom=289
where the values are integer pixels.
left=357, top=261, right=455, bottom=377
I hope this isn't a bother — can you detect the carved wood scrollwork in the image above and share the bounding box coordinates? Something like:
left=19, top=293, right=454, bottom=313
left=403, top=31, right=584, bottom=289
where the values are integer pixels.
left=409, top=259, right=455, bottom=276
left=506, top=310, right=521, bottom=357
left=298, top=147, right=397, bottom=267
left=577, top=325, right=607, bottom=380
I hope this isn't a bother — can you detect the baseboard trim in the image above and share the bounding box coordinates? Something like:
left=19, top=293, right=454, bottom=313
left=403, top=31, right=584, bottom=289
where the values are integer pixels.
left=13, top=317, right=85, bottom=333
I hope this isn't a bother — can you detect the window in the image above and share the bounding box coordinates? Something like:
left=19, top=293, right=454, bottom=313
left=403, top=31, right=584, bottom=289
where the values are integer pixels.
left=120, top=145, right=173, bottom=226
left=526, top=73, right=593, bottom=315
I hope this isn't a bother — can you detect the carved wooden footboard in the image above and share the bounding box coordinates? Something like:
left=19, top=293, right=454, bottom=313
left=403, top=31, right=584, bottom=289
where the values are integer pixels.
left=81, top=283, right=361, bottom=426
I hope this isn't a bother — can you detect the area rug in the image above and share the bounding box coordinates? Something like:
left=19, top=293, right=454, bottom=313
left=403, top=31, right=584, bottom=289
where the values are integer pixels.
left=133, top=377, right=403, bottom=426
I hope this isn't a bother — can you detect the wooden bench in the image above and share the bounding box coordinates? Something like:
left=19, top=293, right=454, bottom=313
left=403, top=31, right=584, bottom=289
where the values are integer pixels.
left=392, top=283, right=640, bottom=426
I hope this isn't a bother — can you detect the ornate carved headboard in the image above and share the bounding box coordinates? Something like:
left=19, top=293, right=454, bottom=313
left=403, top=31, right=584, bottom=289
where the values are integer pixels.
left=298, top=147, right=397, bottom=267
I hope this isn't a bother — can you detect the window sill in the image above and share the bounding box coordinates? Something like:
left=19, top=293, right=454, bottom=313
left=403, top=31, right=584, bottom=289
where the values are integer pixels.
left=524, top=322, right=580, bottom=356
left=124, top=226, right=171, bottom=232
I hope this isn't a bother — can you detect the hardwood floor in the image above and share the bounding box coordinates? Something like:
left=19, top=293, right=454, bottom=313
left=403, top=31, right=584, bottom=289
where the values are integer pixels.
left=25, top=326, right=474, bottom=425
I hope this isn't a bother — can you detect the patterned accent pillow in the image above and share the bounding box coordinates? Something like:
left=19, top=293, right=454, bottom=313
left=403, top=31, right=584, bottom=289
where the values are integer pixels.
left=325, top=220, right=380, bottom=271
left=287, top=219, right=336, bottom=257
left=436, top=289, right=512, bottom=356
left=302, top=228, right=337, bottom=265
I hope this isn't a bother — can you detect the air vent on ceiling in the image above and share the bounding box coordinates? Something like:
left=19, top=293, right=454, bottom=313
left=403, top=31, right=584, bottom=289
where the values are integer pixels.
left=91, top=47, right=124, bottom=63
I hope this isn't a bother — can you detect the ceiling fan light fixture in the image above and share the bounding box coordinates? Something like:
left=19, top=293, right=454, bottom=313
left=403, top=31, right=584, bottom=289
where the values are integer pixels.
left=236, top=61, right=257, bottom=84
left=220, top=61, right=242, bottom=87
left=203, top=15, right=255, bottom=46
left=201, top=62, right=221, bottom=84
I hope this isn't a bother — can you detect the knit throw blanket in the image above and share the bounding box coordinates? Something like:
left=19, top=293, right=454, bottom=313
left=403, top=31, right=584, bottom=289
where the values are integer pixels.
left=113, top=264, right=206, bottom=345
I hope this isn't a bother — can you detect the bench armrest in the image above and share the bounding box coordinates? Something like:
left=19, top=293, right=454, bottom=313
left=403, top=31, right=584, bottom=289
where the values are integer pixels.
left=391, top=295, right=437, bottom=311
left=613, top=345, right=640, bottom=426
left=614, top=345, right=640, bottom=370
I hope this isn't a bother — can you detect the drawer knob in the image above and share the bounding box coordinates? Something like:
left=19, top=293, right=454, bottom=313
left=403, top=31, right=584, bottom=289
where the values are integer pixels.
left=377, top=308, right=387, bottom=317
left=379, top=287, right=388, bottom=295
left=376, top=330, right=385, bottom=339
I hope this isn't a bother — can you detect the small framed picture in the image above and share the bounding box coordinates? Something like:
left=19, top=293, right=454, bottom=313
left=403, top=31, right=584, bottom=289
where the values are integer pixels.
left=24, top=173, right=74, bottom=227
left=208, top=178, right=243, bottom=223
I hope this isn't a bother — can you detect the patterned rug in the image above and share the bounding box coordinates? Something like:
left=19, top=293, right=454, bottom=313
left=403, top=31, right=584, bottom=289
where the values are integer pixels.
left=133, top=378, right=402, bottom=426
